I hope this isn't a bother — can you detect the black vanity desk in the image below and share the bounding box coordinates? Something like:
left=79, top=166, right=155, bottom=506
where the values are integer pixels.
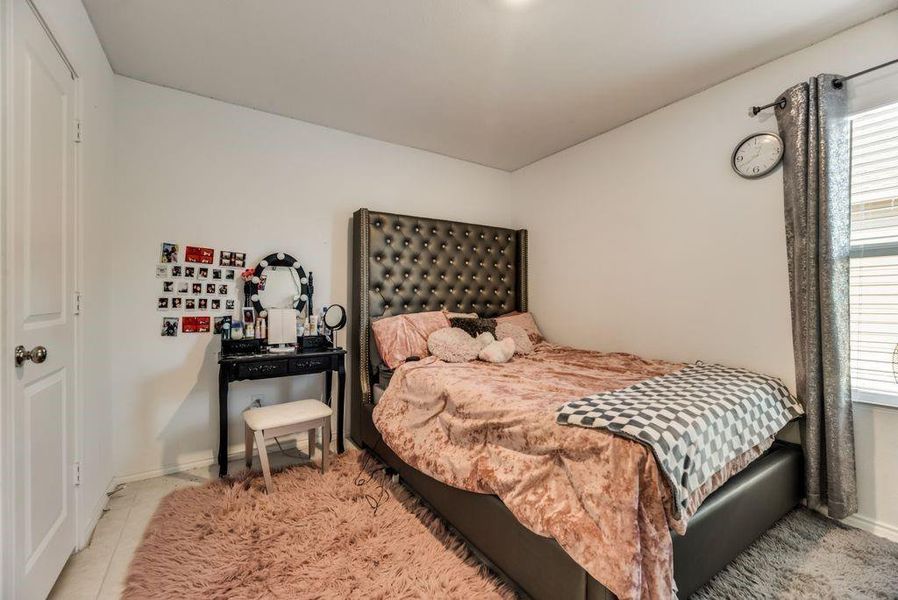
left=217, top=346, right=346, bottom=477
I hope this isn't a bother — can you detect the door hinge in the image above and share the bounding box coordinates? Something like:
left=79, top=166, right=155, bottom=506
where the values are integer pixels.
left=73, top=291, right=81, bottom=315
left=74, top=120, right=82, bottom=143
left=73, top=461, right=81, bottom=486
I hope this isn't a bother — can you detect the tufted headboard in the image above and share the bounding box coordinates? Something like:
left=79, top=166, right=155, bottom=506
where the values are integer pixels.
left=350, top=208, right=528, bottom=447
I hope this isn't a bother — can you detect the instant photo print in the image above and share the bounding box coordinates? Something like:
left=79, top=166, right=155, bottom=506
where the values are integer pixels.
left=161, top=317, right=179, bottom=337
left=219, top=250, right=246, bottom=267
left=182, top=316, right=211, bottom=333
left=185, top=246, right=214, bottom=264
left=213, top=316, right=231, bottom=334
left=160, top=242, right=179, bottom=263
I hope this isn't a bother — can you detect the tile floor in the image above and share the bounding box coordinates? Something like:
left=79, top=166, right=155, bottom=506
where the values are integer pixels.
left=48, top=447, right=326, bottom=599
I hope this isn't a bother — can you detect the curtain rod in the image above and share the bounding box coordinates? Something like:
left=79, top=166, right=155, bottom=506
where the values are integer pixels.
left=749, top=56, right=898, bottom=116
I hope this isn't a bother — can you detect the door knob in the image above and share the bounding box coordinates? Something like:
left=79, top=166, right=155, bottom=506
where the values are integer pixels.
left=14, top=345, right=48, bottom=367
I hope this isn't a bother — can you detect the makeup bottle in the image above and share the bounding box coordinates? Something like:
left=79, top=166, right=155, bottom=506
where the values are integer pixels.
left=257, top=317, right=267, bottom=340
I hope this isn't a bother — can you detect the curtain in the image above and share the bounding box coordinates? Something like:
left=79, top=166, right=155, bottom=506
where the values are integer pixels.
left=775, top=75, right=858, bottom=520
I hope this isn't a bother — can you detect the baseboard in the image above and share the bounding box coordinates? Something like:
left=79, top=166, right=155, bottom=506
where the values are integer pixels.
left=111, top=434, right=313, bottom=485
left=842, top=512, right=898, bottom=543
left=76, top=480, right=112, bottom=550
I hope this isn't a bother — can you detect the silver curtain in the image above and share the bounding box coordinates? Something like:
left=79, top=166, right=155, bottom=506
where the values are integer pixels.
left=774, top=75, right=857, bottom=520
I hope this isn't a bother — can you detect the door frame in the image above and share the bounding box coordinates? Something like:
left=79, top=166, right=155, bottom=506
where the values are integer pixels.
left=0, top=0, right=83, bottom=596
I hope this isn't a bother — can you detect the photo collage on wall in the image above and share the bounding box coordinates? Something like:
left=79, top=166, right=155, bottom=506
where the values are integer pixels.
left=157, top=242, right=243, bottom=336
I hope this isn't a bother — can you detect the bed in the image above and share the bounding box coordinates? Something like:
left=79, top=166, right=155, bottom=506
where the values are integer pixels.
left=349, top=209, right=804, bottom=599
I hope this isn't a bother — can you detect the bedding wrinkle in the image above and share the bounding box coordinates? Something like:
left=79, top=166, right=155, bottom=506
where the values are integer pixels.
left=372, top=344, right=769, bottom=600
left=374, top=344, right=681, bottom=599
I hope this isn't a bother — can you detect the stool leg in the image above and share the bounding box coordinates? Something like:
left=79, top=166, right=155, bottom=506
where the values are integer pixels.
left=255, top=430, right=273, bottom=493
left=245, top=423, right=254, bottom=469
left=308, top=428, right=316, bottom=460
left=321, top=418, right=330, bottom=473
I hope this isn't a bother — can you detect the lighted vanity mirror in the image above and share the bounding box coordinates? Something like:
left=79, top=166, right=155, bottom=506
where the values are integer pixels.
left=248, top=252, right=310, bottom=317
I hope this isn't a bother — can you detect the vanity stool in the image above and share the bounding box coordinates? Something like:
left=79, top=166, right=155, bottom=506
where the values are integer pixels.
left=243, top=399, right=333, bottom=493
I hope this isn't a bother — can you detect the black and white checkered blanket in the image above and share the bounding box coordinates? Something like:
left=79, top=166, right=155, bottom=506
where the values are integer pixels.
left=556, top=361, right=804, bottom=517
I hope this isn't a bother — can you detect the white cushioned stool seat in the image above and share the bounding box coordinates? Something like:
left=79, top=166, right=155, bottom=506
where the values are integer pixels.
left=244, top=399, right=332, bottom=431
left=243, top=399, right=333, bottom=493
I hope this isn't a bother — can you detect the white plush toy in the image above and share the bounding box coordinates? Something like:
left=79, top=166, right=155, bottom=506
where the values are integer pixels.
left=478, top=337, right=516, bottom=363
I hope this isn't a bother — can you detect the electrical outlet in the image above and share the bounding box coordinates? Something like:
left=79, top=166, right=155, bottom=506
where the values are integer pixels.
left=250, top=395, right=264, bottom=408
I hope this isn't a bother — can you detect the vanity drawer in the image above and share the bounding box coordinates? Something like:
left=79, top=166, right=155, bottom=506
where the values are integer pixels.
left=236, top=361, right=288, bottom=379
left=289, top=356, right=331, bottom=374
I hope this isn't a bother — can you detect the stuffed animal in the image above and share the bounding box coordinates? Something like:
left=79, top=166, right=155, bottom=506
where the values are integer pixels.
left=478, top=337, right=516, bottom=363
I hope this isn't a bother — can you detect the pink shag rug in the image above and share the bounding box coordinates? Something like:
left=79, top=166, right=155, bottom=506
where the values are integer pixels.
left=123, top=450, right=516, bottom=599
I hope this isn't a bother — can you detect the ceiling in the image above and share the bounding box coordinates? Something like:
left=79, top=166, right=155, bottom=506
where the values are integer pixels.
left=82, top=1, right=897, bottom=171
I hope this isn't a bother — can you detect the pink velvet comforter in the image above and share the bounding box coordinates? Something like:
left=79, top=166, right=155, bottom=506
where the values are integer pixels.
left=372, top=343, right=769, bottom=600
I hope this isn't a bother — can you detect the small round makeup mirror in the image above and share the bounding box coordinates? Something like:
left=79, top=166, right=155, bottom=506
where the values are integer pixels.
left=323, top=304, right=346, bottom=331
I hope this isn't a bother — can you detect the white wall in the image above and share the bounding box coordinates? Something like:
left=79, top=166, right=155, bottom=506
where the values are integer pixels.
left=512, top=11, right=898, bottom=539
left=110, top=76, right=513, bottom=481
left=69, top=2, right=897, bottom=545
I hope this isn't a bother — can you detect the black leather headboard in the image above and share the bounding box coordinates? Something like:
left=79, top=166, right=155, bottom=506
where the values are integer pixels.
left=350, top=209, right=528, bottom=445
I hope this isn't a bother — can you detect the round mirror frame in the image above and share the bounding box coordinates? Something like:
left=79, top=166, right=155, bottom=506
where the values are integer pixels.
left=323, top=304, right=347, bottom=331
left=248, top=252, right=310, bottom=317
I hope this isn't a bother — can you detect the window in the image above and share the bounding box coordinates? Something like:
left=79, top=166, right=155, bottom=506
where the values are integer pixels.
left=849, top=101, right=898, bottom=407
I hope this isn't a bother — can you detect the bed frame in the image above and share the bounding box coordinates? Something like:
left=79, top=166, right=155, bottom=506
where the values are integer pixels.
left=350, top=208, right=803, bottom=599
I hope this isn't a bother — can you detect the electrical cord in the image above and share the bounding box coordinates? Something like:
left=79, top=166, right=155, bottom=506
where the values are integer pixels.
left=274, top=436, right=306, bottom=459
left=275, top=430, right=391, bottom=515
left=354, top=438, right=391, bottom=516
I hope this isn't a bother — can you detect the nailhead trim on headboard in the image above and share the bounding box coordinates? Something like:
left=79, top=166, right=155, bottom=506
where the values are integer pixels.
left=352, top=210, right=528, bottom=412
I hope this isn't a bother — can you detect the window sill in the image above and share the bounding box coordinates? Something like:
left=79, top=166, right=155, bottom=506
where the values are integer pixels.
left=851, top=389, right=898, bottom=409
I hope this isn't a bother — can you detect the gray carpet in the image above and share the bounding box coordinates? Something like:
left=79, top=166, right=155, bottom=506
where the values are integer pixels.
left=692, top=508, right=898, bottom=599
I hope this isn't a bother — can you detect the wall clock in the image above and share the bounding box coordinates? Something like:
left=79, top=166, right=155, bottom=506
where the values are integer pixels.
left=731, top=132, right=784, bottom=179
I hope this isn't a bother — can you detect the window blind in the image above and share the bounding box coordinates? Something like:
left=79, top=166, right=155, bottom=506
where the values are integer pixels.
left=849, top=101, right=898, bottom=404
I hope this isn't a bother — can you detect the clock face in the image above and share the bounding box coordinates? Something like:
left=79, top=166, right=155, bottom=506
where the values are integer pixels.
left=732, top=133, right=784, bottom=179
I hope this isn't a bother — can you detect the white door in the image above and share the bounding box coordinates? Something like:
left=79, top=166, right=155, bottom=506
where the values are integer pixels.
left=9, top=0, right=78, bottom=597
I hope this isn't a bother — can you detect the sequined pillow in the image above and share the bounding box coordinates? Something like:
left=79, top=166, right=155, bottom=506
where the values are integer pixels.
left=449, top=316, right=497, bottom=338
